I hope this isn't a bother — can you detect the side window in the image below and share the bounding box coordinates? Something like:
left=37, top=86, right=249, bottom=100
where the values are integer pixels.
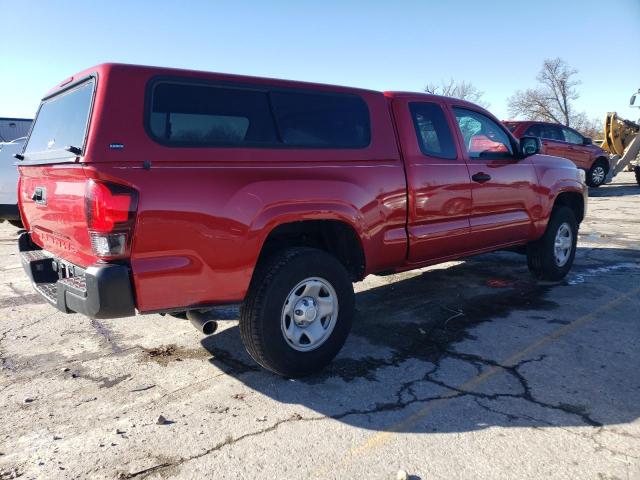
left=409, top=102, right=457, bottom=159
left=270, top=91, right=370, bottom=148
left=562, top=127, right=583, bottom=145
left=540, top=124, right=564, bottom=141
left=149, top=82, right=278, bottom=145
left=453, top=108, right=514, bottom=159
left=147, top=80, right=371, bottom=149
left=524, top=124, right=542, bottom=137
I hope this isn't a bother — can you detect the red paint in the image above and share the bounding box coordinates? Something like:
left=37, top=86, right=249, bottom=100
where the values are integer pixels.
left=19, top=64, right=587, bottom=314
left=505, top=120, right=608, bottom=171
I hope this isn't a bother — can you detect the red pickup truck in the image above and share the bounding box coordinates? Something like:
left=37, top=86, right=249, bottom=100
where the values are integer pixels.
left=17, top=64, right=587, bottom=377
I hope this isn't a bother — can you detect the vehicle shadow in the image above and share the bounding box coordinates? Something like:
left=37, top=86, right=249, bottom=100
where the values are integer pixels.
left=200, top=247, right=640, bottom=433
left=589, top=182, right=639, bottom=197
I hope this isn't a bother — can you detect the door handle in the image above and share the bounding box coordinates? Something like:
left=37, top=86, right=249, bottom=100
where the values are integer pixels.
left=471, top=172, right=491, bottom=183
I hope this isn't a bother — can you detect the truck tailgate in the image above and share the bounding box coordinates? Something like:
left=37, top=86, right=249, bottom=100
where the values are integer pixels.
left=19, top=164, right=98, bottom=267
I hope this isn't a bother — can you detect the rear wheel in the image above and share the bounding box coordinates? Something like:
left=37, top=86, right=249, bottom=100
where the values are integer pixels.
left=240, top=247, right=354, bottom=377
left=586, top=159, right=608, bottom=187
left=527, top=206, right=578, bottom=281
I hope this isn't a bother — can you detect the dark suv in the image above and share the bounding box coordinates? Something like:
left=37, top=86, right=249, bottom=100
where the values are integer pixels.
left=505, top=121, right=610, bottom=187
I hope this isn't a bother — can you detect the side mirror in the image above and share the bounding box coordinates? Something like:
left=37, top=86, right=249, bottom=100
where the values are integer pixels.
left=519, top=136, right=541, bottom=157
left=582, top=136, right=593, bottom=145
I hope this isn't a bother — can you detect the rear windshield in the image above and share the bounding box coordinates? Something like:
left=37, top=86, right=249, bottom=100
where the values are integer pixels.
left=23, top=79, right=95, bottom=160
left=147, top=80, right=371, bottom=149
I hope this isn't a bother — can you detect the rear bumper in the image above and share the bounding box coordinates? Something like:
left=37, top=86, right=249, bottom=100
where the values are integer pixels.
left=0, top=204, right=20, bottom=221
left=19, top=232, right=135, bottom=318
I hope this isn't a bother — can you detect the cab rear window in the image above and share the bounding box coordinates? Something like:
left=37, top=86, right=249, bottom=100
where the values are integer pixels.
left=24, top=79, right=95, bottom=159
left=146, top=79, right=370, bottom=149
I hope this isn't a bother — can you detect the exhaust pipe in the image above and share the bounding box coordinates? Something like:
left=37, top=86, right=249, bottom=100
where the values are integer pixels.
left=186, top=310, right=218, bottom=335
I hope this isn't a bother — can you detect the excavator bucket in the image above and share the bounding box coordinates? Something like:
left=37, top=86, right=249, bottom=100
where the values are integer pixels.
left=601, top=112, right=639, bottom=156
left=602, top=111, right=640, bottom=183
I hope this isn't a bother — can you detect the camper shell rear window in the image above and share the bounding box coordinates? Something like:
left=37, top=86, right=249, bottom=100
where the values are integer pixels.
left=145, top=78, right=371, bottom=149
left=22, top=78, right=95, bottom=162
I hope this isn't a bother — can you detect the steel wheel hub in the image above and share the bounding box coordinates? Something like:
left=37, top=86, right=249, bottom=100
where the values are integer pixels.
left=293, top=296, right=318, bottom=326
left=281, top=277, right=338, bottom=352
left=592, top=166, right=605, bottom=185
left=554, top=222, right=572, bottom=267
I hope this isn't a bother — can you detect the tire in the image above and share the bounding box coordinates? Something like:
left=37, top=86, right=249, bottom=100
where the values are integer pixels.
left=635, top=165, right=640, bottom=186
left=240, top=247, right=354, bottom=377
left=527, top=206, right=578, bottom=281
left=586, top=159, right=608, bottom=187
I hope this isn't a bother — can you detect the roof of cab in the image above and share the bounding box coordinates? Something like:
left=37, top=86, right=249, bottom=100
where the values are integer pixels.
left=384, top=91, right=492, bottom=111
left=44, top=63, right=383, bottom=98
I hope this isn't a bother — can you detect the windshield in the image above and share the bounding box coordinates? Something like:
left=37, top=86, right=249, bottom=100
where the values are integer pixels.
left=23, top=79, right=95, bottom=160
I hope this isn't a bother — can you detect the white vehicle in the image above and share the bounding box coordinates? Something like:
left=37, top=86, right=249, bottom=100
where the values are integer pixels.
left=0, top=137, right=26, bottom=227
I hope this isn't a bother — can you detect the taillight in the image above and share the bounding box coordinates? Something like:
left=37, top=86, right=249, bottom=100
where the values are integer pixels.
left=85, top=180, right=138, bottom=259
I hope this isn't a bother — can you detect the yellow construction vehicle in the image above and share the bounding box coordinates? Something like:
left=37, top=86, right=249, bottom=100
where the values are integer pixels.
left=602, top=89, right=640, bottom=185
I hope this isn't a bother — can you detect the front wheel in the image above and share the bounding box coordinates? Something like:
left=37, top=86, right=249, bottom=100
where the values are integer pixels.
left=527, top=206, right=578, bottom=281
left=240, top=247, right=354, bottom=377
left=586, top=160, right=608, bottom=187
left=635, top=165, right=640, bottom=186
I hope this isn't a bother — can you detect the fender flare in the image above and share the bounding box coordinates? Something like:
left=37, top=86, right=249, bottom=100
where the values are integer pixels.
left=247, top=201, right=369, bottom=277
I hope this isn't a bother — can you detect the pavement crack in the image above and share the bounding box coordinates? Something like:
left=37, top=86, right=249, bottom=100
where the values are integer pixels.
left=127, top=386, right=471, bottom=478
left=472, top=397, right=521, bottom=422
left=423, top=353, right=603, bottom=427
left=120, top=462, right=173, bottom=479
left=473, top=398, right=639, bottom=460
left=122, top=412, right=324, bottom=478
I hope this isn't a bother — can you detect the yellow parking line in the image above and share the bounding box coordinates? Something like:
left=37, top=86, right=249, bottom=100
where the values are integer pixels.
left=313, top=285, right=640, bottom=477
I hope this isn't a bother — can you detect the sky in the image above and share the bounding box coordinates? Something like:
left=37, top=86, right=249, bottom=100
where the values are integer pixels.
left=2, top=0, right=639, bottom=124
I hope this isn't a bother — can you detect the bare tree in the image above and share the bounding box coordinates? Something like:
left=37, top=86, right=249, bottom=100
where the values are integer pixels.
left=425, top=79, right=489, bottom=107
left=507, top=58, right=581, bottom=126
left=572, top=113, right=604, bottom=140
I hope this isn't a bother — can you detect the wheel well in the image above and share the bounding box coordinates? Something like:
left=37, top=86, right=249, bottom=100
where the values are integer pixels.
left=553, top=192, right=584, bottom=223
left=259, top=220, right=366, bottom=281
left=594, top=156, right=609, bottom=171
